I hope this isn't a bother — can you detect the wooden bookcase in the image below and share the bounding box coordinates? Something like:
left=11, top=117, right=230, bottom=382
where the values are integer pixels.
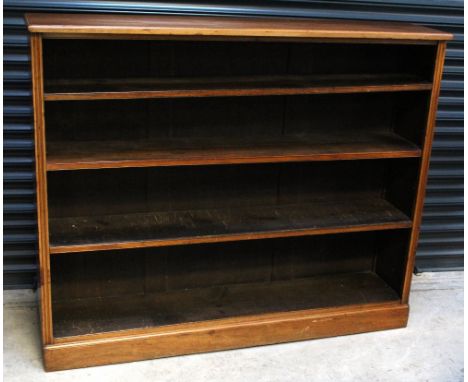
left=26, top=13, right=451, bottom=371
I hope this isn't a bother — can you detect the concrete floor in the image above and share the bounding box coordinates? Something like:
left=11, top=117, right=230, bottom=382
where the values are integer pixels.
left=3, top=272, right=463, bottom=382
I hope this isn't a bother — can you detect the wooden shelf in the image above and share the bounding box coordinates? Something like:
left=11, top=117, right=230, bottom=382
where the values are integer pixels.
left=46, top=132, right=421, bottom=171
left=52, top=271, right=399, bottom=338
left=44, top=74, right=432, bottom=101
left=49, top=198, right=411, bottom=254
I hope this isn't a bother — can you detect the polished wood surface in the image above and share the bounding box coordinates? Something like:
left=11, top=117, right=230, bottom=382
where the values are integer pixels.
left=44, top=302, right=408, bottom=371
left=30, top=34, right=53, bottom=345
left=44, top=74, right=432, bottom=101
left=47, top=133, right=421, bottom=171
left=28, top=13, right=449, bottom=371
left=25, top=13, right=452, bottom=41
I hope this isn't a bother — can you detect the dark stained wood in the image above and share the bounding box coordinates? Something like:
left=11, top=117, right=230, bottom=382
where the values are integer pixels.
left=42, top=40, right=437, bottom=92
left=44, top=92, right=428, bottom=155
left=46, top=133, right=421, bottom=171
left=44, top=74, right=432, bottom=101
left=52, top=271, right=399, bottom=338
left=48, top=198, right=411, bottom=254
left=25, top=13, right=452, bottom=41
left=401, top=42, right=448, bottom=303
left=47, top=160, right=407, bottom=217
left=374, top=230, right=410, bottom=295
left=49, top=233, right=383, bottom=301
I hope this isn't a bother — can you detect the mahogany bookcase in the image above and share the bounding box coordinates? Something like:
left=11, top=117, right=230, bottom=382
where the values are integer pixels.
left=26, top=13, right=451, bottom=371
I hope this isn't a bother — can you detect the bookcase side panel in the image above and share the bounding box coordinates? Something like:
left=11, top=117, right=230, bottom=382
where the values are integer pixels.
left=31, top=34, right=53, bottom=344
left=401, top=42, right=447, bottom=303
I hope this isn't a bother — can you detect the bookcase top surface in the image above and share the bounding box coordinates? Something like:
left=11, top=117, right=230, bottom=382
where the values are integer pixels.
left=25, top=13, right=452, bottom=41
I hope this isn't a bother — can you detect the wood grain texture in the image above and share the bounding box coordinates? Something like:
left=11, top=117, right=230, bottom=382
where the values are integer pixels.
left=36, top=35, right=442, bottom=45
left=30, top=34, right=53, bottom=345
left=401, top=42, right=447, bottom=303
left=25, top=13, right=452, bottom=41
left=48, top=198, right=411, bottom=254
left=46, top=133, right=421, bottom=171
left=52, top=271, right=399, bottom=337
left=27, top=13, right=450, bottom=370
left=43, top=74, right=432, bottom=101
left=43, top=302, right=409, bottom=371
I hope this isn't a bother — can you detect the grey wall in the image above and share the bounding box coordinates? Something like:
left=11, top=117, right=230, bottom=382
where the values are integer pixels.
left=4, top=0, right=463, bottom=289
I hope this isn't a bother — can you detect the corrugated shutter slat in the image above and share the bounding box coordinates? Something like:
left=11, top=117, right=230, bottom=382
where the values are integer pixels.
left=3, top=0, right=463, bottom=289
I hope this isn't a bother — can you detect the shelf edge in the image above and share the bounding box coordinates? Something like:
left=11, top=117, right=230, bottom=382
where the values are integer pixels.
left=46, top=149, right=422, bottom=171
left=43, top=83, right=432, bottom=102
left=49, top=221, right=412, bottom=255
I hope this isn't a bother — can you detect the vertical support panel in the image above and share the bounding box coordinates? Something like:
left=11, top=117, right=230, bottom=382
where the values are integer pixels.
left=30, top=34, right=53, bottom=344
left=402, top=42, right=447, bottom=303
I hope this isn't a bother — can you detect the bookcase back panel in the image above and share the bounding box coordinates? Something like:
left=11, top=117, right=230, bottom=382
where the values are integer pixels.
left=42, top=39, right=436, bottom=83
left=51, top=234, right=377, bottom=299
left=50, top=230, right=406, bottom=337
left=45, top=92, right=430, bottom=147
left=47, top=160, right=418, bottom=219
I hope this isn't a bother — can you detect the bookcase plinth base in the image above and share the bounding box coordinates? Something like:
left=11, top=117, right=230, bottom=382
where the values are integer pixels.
left=44, top=302, right=408, bottom=371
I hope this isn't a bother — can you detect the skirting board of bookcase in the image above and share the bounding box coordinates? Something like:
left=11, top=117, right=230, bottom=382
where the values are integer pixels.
left=43, top=301, right=408, bottom=371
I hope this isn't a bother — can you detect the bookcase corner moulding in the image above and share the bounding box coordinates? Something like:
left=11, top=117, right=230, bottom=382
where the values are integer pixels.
left=26, top=12, right=451, bottom=371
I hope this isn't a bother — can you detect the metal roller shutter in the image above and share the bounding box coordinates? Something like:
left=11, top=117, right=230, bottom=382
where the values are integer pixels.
left=3, top=0, right=463, bottom=289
